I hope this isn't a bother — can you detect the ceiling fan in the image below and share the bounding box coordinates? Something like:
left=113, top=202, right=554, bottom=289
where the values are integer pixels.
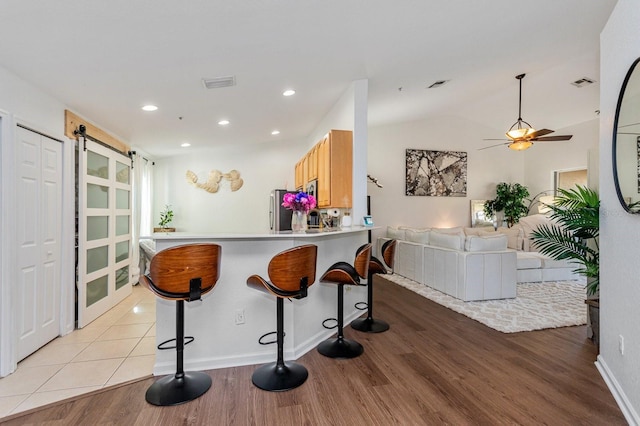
left=481, top=73, right=573, bottom=151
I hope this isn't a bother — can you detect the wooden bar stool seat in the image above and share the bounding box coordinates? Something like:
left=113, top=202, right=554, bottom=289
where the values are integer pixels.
left=352, top=239, right=397, bottom=333
left=140, top=243, right=221, bottom=406
left=317, top=243, right=372, bottom=359
left=246, top=244, right=317, bottom=391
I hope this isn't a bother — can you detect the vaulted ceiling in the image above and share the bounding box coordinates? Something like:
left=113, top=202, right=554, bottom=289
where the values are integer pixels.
left=0, top=1, right=617, bottom=157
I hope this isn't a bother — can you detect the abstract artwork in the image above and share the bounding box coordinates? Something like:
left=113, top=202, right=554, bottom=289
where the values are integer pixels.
left=405, top=149, right=467, bottom=196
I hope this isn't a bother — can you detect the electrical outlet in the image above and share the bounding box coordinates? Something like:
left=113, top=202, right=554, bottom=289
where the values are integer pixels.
left=619, top=335, right=624, bottom=355
left=235, top=309, right=245, bottom=325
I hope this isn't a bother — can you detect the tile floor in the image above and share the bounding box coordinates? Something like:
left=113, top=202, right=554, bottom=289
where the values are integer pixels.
left=0, top=285, right=156, bottom=418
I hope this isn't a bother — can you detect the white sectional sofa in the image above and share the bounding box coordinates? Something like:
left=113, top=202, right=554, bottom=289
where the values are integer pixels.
left=380, top=214, right=579, bottom=296
left=379, top=227, right=517, bottom=302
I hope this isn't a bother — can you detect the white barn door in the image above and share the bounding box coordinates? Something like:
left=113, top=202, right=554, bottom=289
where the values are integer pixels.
left=77, top=140, right=132, bottom=328
left=16, top=127, right=63, bottom=361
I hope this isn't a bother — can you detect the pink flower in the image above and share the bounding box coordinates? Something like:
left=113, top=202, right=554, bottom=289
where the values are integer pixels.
left=282, top=191, right=316, bottom=213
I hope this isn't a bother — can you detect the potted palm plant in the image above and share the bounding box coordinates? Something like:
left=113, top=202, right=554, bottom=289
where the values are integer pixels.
left=530, top=185, right=599, bottom=345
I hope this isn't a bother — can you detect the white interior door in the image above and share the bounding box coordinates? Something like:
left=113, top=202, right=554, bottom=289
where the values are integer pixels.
left=16, top=127, right=63, bottom=361
left=77, top=140, right=132, bottom=328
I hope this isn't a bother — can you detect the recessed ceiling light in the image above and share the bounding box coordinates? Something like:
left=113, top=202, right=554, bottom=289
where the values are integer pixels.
left=181, top=142, right=191, bottom=147
left=282, top=89, right=296, bottom=97
left=218, top=120, right=230, bottom=126
left=142, top=105, right=158, bottom=111
left=271, top=130, right=280, bottom=135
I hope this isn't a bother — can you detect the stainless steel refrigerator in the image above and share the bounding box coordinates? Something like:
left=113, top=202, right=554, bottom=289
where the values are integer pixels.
left=270, top=189, right=295, bottom=231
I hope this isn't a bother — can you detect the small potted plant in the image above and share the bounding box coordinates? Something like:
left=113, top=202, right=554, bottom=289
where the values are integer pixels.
left=154, top=205, right=175, bottom=232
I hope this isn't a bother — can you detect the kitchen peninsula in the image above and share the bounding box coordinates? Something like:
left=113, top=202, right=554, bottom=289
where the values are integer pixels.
left=150, top=227, right=369, bottom=375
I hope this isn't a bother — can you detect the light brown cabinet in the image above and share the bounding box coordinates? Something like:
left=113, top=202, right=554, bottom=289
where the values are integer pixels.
left=294, top=160, right=303, bottom=190
left=316, top=130, right=352, bottom=208
left=294, top=129, right=352, bottom=208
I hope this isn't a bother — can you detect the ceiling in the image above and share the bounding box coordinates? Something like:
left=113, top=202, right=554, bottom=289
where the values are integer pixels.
left=0, top=1, right=617, bottom=157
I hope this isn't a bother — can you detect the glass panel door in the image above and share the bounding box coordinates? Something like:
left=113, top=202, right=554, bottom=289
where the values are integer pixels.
left=77, top=140, right=132, bottom=327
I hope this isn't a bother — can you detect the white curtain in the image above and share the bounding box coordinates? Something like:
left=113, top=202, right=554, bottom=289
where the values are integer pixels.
left=131, top=152, right=153, bottom=284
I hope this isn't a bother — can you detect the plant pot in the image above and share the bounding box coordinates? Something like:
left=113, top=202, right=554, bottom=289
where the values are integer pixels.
left=585, top=299, right=599, bottom=349
left=153, top=227, right=176, bottom=233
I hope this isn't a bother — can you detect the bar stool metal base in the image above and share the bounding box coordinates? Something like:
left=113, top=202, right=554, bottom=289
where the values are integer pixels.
left=251, top=361, right=308, bottom=391
left=351, top=317, right=390, bottom=333
left=145, top=371, right=212, bottom=406
left=317, top=337, right=364, bottom=359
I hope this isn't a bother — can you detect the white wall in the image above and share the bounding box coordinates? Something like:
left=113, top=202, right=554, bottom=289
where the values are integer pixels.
left=153, top=138, right=303, bottom=233
left=599, top=0, right=640, bottom=422
left=367, top=116, right=600, bottom=244
left=523, top=118, right=600, bottom=196
left=153, top=80, right=369, bottom=233
left=0, top=65, right=76, bottom=376
left=367, top=116, right=526, bottom=242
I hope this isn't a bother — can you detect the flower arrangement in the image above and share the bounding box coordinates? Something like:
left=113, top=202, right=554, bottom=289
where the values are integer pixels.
left=282, top=191, right=316, bottom=213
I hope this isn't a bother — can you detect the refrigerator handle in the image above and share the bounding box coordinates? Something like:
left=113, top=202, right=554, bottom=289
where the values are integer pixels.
left=269, top=194, right=274, bottom=230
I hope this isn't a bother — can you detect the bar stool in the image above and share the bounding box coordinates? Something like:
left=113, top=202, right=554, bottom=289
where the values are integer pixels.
left=317, top=243, right=372, bottom=358
left=246, top=244, right=317, bottom=391
left=351, top=239, right=397, bottom=333
left=140, top=243, right=221, bottom=406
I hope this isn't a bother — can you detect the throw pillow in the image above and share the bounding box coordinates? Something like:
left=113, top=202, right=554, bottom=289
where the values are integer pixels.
left=405, top=228, right=430, bottom=244
left=387, top=226, right=406, bottom=240
left=429, top=230, right=464, bottom=250
left=518, top=214, right=554, bottom=251
left=464, top=227, right=496, bottom=236
left=464, top=234, right=508, bottom=252
left=496, top=226, right=524, bottom=251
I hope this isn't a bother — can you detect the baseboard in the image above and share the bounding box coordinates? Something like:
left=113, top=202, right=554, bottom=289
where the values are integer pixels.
left=596, top=355, right=640, bottom=425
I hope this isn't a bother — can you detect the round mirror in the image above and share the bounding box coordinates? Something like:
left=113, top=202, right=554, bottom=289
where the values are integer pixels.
left=613, top=57, right=640, bottom=213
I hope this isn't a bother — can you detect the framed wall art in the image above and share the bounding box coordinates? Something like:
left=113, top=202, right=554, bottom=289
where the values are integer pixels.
left=405, top=149, right=467, bottom=196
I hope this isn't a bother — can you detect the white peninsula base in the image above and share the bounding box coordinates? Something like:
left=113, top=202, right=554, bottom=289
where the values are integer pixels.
left=151, top=228, right=369, bottom=375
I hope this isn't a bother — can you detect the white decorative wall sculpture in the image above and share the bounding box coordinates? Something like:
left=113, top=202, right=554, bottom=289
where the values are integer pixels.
left=186, top=169, right=244, bottom=193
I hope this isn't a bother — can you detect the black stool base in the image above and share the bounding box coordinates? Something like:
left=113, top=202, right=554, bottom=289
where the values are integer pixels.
left=317, top=337, right=364, bottom=359
left=351, top=317, right=390, bottom=333
left=252, top=361, right=308, bottom=391
left=145, top=371, right=212, bottom=406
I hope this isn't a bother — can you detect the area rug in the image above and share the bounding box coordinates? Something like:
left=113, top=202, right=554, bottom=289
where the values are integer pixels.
left=382, top=274, right=587, bottom=333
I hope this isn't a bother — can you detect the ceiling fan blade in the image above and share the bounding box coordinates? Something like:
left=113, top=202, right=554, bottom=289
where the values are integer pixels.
left=482, top=138, right=509, bottom=141
left=478, top=142, right=509, bottom=150
left=527, top=128, right=554, bottom=139
left=531, top=135, right=573, bottom=141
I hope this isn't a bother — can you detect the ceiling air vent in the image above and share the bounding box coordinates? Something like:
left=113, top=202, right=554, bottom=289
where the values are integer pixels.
left=202, top=76, right=236, bottom=89
left=571, top=77, right=596, bottom=88
left=427, top=80, right=450, bottom=89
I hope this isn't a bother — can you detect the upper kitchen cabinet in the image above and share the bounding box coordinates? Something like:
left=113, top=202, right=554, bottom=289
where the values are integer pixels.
left=316, top=130, right=352, bottom=208
left=308, top=144, right=318, bottom=181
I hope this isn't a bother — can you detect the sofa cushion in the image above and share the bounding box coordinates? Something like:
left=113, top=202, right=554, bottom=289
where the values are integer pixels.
left=539, top=255, right=574, bottom=269
left=495, top=226, right=524, bottom=251
left=430, top=231, right=464, bottom=250
left=405, top=228, right=430, bottom=244
left=387, top=226, right=406, bottom=240
left=464, top=234, right=508, bottom=252
left=516, top=252, right=543, bottom=269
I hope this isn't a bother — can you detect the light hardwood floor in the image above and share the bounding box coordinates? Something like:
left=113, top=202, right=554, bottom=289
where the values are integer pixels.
left=0, top=276, right=625, bottom=425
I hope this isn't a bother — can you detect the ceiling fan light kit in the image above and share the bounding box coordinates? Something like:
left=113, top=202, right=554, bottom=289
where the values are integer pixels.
left=508, top=140, right=533, bottom=151
left=480, top=73, right=573, bottom=151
